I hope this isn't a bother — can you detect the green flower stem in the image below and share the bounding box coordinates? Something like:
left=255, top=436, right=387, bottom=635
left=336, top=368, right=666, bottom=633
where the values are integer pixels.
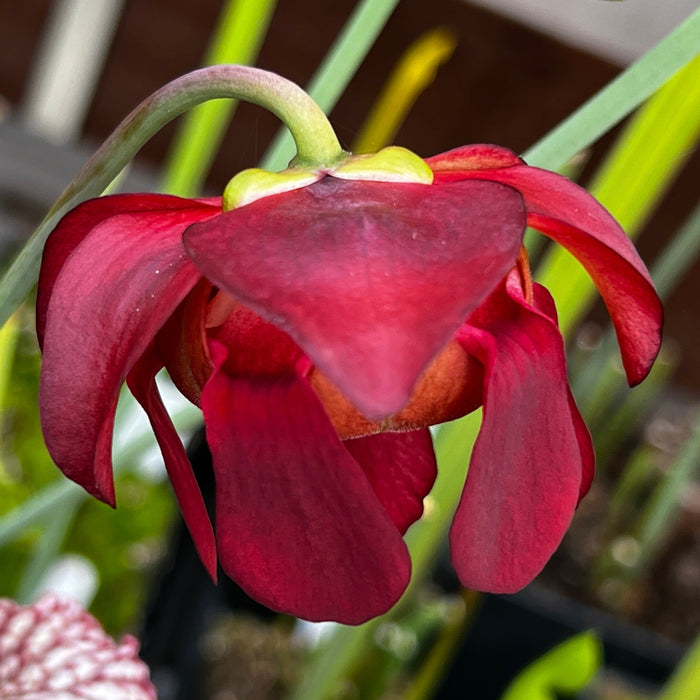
left=0, top=65, right=344, bottom=328
left=160, top=0, right=278, bottom=196
left=261, top=0, right=401, bottom=172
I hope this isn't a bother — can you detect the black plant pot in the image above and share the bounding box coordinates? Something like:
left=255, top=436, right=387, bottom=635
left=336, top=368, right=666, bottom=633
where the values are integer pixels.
left=434, top=581, right=686, bottom=699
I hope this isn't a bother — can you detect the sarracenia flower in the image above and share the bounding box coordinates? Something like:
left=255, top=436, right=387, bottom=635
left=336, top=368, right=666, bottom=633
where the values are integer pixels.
left=37, top=142, right=662, bottom=624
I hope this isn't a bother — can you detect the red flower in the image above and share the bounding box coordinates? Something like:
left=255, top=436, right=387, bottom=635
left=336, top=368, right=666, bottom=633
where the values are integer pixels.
left=37, top=144, right=662, bottom=624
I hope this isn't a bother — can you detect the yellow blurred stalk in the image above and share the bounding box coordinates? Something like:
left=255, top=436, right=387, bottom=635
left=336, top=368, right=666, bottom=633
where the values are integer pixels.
left=0, top=310, right=21, bottom=482
left=352, top=27, right=456, bottom=154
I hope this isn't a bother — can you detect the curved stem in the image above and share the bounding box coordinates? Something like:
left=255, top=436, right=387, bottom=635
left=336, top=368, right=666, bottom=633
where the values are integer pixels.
left=0, top=65, right=344, bottom=327
left=105, top=65, right=344, bottom=173
left=160, top=0, right=279, bottom=196
left=261, top=0, right=401, bottom=171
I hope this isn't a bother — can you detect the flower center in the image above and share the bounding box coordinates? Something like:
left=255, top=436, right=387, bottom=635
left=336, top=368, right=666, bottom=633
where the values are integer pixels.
left=200, top=295, right=484, bottom=440
left=516, top=245, right=534, bottom=305
left=308, top=341, right=484, bottom=440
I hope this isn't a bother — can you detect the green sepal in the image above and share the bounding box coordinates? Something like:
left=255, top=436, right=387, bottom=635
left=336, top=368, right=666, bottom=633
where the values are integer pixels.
left=223, top=146, right=433, bottom=211
left=223, top=167, right=323, bottom=210
left=333, top=146, right=433, bottom=184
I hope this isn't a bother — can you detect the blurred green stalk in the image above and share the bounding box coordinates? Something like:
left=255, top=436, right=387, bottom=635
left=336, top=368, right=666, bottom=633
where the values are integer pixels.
left=160, top=0, right=277, bottom=196
left=651, top=198, right=700, bottom=300
left=536, top=52, right=700, bottom=339
left=632, top=404, right=700, bottom=573
left=523, top=6, right=700, bottom=171
left=658, top=627, right=700, bottom=700
left=0, top=311, right=19, bottom=413
left=591, top=343, right=677, bottom=461
left=0, top=310, right=21, bottom=482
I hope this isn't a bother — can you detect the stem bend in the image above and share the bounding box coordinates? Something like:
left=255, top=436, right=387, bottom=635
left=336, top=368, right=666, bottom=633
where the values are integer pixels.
left=0, top=65, right=345, bottom=326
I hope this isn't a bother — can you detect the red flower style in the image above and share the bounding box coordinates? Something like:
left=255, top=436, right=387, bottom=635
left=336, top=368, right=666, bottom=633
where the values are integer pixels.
left=37, top=144, right=662, bottom=624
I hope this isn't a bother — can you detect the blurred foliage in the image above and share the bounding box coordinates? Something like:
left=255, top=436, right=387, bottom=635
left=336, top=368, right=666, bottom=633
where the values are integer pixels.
left=500, top=632, right=602, bottom=700
left=0, top=305, right=55, bottom=493
left=62, top=474, right=176, bottom=634
left=0, top=307, right=177, bottom=634
left=0, top=305, right=60, bottom=598
left=658, top=629, right=700, bottom=700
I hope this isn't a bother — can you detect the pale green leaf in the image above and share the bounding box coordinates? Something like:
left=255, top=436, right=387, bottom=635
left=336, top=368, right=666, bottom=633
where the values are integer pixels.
left=501, top=632, right=602, bottom=700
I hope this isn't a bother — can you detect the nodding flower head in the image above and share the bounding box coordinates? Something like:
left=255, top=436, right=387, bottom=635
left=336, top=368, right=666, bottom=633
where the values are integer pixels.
left=37, top=143, right=662, bottom=624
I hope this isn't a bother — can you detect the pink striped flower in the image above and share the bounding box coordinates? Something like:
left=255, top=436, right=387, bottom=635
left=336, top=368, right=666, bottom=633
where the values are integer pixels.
left=37, top=144, right=662, bottom=624
left=0, top=594, right=155, bottom=699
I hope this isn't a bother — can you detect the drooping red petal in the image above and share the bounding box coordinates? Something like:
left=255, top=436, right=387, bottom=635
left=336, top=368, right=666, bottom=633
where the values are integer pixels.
left=531, top=283, right=595, bottom=501
left=344, top=429, right=437, bottom=535
left=155, top=278, right=214, bottom=406
left=185, top=177, right=525, bottom=420
left=36, top=194, right=220, bottom=348
left=126, top=344, right=217, bottom=581
left=426, top=144, right=524, bottom=172
left=450, top=270, right=584, bottom=593
left=433, top=160, right=662, bottom=386
left=569, top=387, right=595, bottom=502
left=200, top=341, right=411, bottom=624
left=39, top=203, right=217, bottom=503
left=210, top=302, right=305, bottom=377
left=529, top=207, right=661, bottom=386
